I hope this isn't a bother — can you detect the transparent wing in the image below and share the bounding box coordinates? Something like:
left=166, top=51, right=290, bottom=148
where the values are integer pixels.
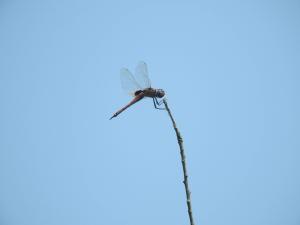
left=134, top=61, right=151, bottom=89
left=120, top=68, right=142, bottom=96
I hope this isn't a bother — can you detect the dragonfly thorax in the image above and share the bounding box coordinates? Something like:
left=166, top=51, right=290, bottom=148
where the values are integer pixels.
left=140, top=88, right=165, bottom=98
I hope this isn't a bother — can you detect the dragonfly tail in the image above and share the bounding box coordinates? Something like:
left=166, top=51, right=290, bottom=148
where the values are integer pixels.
left=109, top=93, right=144, bottom=120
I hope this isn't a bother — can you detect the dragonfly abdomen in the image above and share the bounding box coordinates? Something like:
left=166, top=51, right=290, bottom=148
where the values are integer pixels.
left=134, top=90, right=143, bottom=96
left=109, top=92, right=145, bottom=120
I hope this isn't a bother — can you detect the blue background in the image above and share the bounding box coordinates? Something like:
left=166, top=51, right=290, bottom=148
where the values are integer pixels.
left=1, top=1, right=299, bottom=225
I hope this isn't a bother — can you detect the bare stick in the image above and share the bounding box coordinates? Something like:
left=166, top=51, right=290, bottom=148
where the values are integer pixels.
left=163, top=98, right=196, bottom=225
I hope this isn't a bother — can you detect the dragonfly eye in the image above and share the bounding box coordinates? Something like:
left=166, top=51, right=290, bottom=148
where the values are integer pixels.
left=157, top=89, right=165, bottom=98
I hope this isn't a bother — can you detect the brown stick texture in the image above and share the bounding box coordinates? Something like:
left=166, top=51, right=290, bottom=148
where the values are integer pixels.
left=163, top=98, right=195, bottom=225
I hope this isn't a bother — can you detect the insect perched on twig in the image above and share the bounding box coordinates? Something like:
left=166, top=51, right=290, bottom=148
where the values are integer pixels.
left=110, top=61, right=165, bottom=120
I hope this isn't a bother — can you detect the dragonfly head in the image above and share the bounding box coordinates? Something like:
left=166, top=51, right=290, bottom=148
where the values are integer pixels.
left=156, top=89, right=165, bottom=98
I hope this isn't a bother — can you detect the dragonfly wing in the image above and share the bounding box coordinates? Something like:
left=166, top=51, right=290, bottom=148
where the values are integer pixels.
left=134, top=61, right=151, bottom=89
left=120, top=68, right=142, bottom=96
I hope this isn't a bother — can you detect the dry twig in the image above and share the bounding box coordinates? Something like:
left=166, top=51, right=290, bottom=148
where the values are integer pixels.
left=163, top=98, right=195, bottom=225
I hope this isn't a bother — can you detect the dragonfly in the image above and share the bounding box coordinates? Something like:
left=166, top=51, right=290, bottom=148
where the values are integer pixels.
left=110, top=61, right=165, bottom=120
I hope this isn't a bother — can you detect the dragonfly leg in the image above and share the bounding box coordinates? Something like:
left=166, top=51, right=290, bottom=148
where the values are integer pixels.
left=155, top=97, right=164, bottom=106
left=153, top=98, right=165, bottom=110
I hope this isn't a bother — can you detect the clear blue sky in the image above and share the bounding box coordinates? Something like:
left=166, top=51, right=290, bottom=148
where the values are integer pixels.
left=1, top=1, right=299, bottom=225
